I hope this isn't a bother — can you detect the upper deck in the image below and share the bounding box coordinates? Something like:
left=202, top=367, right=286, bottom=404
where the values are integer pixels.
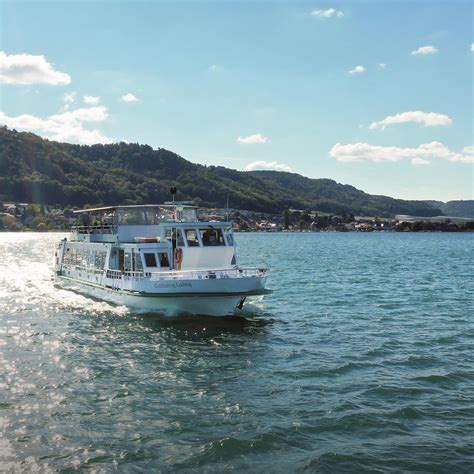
left=71, top=204, right=230, bottom=243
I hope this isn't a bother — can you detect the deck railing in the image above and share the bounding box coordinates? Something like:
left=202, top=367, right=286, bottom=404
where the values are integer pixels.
left=62, top=264, right=106, bottom=275
left=72, top=224, right=116, bottom=234
left=149, top=267, right=267, bottom=281
left=101, top=267, right=266, bottom=282
left=106, top=269, right=122, bottom=279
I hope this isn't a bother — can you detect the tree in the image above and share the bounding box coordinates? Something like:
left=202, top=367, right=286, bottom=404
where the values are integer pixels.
left=33, top=216, right=48, bottom=229
left=284, top=209, right=290, bottom=230
left=298, top=220, right=309, bottom=231
left=1, top=214, right=18, bottom=230
left=301, top=210, right=312, bottom=223
left=26, top=203, right=41, bottom=216
left=462, top=221, right=474, bottom=230
left=396, top=221, right=412, bottom=231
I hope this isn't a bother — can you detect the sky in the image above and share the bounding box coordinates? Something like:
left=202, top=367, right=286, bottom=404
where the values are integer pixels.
left=0, top=0, right=472, bottom=202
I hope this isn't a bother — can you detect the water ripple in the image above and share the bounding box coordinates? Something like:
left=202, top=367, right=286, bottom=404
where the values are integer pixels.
left=0, top=232, right=473, bottom=471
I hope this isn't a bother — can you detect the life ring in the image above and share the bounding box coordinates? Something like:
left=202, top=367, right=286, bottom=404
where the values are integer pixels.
left=174, top=247, right=183, bottom=263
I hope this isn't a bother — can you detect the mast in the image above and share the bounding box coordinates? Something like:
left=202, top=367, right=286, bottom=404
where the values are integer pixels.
left=170, top=185, right=177, bottom=220
left=170, top=186, right=177, bottom=269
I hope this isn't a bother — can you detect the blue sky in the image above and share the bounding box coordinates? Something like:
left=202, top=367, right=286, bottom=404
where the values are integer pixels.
left=1, top=0, right=472, bottom=201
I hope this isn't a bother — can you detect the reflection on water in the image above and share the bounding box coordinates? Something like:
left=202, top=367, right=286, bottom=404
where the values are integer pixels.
left=59, top=305, right=274, bottom=351
left=134, top=312, right=274, bottom=339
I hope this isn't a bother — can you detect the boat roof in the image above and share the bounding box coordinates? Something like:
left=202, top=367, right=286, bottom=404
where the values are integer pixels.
left=73, top=204, right=197, bottom=214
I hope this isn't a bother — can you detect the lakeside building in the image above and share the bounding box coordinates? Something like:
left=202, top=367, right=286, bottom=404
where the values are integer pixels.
left=1, top=202, right=473, bottom=233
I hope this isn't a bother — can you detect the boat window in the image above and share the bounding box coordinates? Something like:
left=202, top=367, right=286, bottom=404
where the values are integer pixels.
left=185, top=229, right=200, bottom=247
left=124, top=251, right=133, bottom=272
left=63, top=247, right=82, bottom=269
left=145, top=208, right=163, bottom=225
left=179, top=208, right=198, bottom=222
left=165, top=228, right=185, bottom=246
left=144, top=252, right=157, bottom=267
left=133, top=251, right=143, bottom=272
left=200, top=228, right=225, bottom=246
left=119, top=250, right=125, bottom=271
left=87, top=251, right=95, bottom=267
left=118, top=209, right=147, bottom=225
left=118, top=207, right=174, bottom=225
left=94, top=251, right=106, bottom=270
left=177, top=229, right=185, bottom=246
left=158, top=252, right=170, bottom=268
left=225, top=233, right=234, bottom=246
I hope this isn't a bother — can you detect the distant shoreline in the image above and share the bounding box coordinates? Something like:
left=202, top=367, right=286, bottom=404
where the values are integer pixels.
left=1, top=229, right=473, bottom=234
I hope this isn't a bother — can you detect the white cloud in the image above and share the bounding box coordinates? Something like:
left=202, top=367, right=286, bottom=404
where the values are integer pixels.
left=378, top=63, right=386, bottom=69
left=48, top=106, right=108, bottom=124
left=411, top=45, right=438, bottom=55
left=330, top=141, right=473, bottom=164
left=237, top=133, right=268, bottom=144
left=462, top=145, right=474, bottom=155
left=311, top=8, right=343, bottom=18
left=83, top=95, right=100, bottom=105
left=244, top=160, right=291, bottom=172
left=411, top=157, right=430, bottom=166
left=0, top=106, right=113, bottom=145
left=471, top=43, right=474, bottom=52
left=209, top=64, right=218, bottom=71
left=120, top=92, right=139, bottom=102
left=63, top=91, right=76, bottom=103
left=369, top=111, right=452, bottom=130
left=0, top=51, right=71, bottom=85
left=349, top=65, right=365, bottom=74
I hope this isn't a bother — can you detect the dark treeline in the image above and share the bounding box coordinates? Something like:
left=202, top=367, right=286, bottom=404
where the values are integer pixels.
left=395, top=220, right=474, bottom=232
left=0, top=127, right=444, bottom=217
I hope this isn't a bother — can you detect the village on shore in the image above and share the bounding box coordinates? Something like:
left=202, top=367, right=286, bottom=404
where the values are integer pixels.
left=1, top=202, right=473, bottom=233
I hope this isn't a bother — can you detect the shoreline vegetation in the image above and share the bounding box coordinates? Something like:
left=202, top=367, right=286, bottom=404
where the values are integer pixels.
left=1, top=203, right=473, bottom=233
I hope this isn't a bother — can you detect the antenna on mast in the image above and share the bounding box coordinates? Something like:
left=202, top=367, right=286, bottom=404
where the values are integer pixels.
left=170, top=186, right=177, bottom=203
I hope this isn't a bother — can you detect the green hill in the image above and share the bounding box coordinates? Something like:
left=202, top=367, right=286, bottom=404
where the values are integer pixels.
left=424, top=200, right=474, bottom=218
left=248, top=170, right=441, bottom=217
left=0, top=127, right=441, bottom=217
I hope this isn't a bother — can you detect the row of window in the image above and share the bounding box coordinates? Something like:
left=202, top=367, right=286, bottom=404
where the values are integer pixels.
left=165, top=228, right=233, bottom=247
left=116, top=207, right=198, bottom=225
left=63, top=248, right=107, bottom=270
left=63, top=232, right=230, bottom=273
left=120, top=249, right=144, bottom=273
left=143, top=252, right=170, bottom=268
left=63, top=247, right=171, bottom=273
left=119, top=249, right=169, bottom=271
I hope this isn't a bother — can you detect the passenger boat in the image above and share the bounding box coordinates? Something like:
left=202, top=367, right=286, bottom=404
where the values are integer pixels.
left=53, top=203, right=269, bottom=316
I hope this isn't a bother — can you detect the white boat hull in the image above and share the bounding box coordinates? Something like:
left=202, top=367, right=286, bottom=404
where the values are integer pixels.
left=55, top=274, right=266, bottom=317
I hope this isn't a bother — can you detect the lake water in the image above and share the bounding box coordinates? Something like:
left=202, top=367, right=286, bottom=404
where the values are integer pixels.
left=0, top=232, right=473, bottom=472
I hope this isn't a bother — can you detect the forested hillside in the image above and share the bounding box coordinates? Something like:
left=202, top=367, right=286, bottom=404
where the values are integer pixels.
left=424, top=200, right=474, bottom=218
left=0, top=127, right=442, bottom=217
left=248, top=171, right=442, bottom=217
